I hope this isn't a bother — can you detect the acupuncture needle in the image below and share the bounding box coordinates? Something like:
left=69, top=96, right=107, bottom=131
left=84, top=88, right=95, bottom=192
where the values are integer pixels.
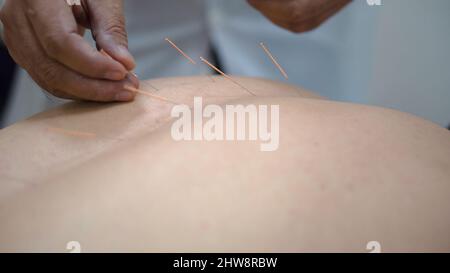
left=199, top=57, right=256, bottom=96
left=165, top=38, right=197, bottom=65
left=123, top=85, right=180, bottom=105
left=260, top=42, right=289, bottom=80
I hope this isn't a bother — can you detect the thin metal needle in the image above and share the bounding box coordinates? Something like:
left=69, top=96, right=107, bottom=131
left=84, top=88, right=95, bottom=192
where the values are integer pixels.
left=199, top=57, right=256, bottom=96
left=124, top=85, right=180, bottom=104
left=260, top=42, right=289, bottom=80
left=165, top=38, right=197, bottom=65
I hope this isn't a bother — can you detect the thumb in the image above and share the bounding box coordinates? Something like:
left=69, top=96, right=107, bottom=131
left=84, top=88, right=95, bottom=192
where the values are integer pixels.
left=87, top=0, right=135, bottom=71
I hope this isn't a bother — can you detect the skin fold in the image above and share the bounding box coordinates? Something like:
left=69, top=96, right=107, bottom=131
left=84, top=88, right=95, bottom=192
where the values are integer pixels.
left=0, top=76, right=449, bottom=252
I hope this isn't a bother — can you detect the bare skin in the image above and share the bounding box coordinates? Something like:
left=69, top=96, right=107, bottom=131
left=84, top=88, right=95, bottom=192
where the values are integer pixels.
left=0, top=76, right=449, bottom=252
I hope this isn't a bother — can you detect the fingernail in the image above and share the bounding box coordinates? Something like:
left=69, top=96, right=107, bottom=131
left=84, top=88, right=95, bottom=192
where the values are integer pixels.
left=126, top=72, right=140, bottom=88
left=115, top=91, right=134, bottom=102
left=117, top=46, right=133, bottom=59
left=118, top=46, right=136, bottom=70
left=105, top=71, right=126, bottom=80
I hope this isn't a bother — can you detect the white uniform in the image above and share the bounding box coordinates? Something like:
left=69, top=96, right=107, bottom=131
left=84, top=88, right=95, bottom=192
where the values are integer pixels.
left=3, top=0, right=450, bottom=127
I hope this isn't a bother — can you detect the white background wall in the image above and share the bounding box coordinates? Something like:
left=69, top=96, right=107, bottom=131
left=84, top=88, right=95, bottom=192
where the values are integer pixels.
left=368, top=0, right=450, bottom=127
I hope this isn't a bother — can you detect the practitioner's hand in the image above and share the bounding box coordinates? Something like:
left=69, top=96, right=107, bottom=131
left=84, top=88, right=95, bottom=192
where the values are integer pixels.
left=0, top=0, right=138, bottom=102
left=248, top=0, right=351, bottom=33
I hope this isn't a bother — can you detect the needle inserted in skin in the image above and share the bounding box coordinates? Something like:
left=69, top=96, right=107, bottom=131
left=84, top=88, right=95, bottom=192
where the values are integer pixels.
left=100, top=48, right=142, bottom=84
left=141, top=81, right=159, bottom=91
left=260, top=42, right=289, bottom=80
left=199, top=57, right=256, bottom=96
left=124, top=85, right=179, bottom=104
left=47, top=127, right=97, bottom=138
left=165, top=38, right=196, bottom=65
left=101, top=49, right=177, bottom=104
left=164, top=39, right=215, bottom=82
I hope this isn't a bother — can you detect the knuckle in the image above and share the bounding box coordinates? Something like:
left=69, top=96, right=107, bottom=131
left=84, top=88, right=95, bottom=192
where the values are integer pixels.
left=42, top=33, right=66, bottom=58
left=105, top=16, right=126, bottom=32
left=103, top=18, right=127, bottom=40
left=40, top=62, right=61, bottom=88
